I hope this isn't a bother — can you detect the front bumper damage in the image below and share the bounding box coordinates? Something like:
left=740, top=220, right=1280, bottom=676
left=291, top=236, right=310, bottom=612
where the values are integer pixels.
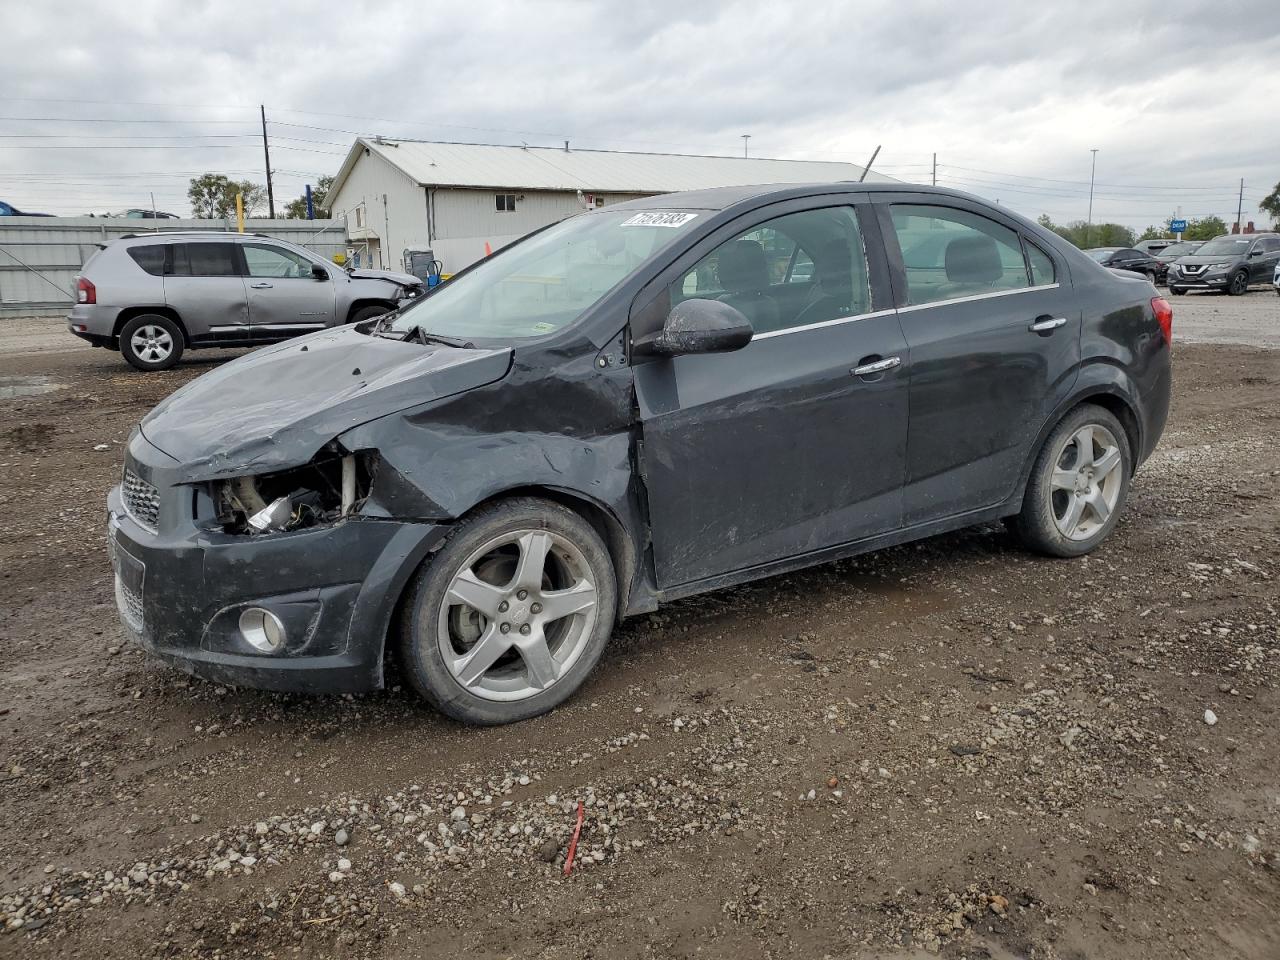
left=107, top=430, right=446, bottom=694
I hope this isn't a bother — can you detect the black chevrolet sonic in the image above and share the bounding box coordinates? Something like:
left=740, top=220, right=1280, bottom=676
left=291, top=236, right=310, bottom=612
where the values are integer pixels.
left=109, top=183, right=1172, bottom=725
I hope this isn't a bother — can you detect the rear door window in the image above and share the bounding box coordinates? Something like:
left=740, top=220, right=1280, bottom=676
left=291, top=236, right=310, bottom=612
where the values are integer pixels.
left=1025, top=240, right=1055, bottom=285
left=890, top=205, right=1029, bottom=306
left=168, top=242, right=239, bottom=277
left=127, top=245, right=167, bottom=276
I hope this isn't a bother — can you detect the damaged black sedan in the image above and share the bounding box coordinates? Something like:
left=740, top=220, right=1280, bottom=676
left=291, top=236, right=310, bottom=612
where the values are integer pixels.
left=109, top=183, right=1172, bottom=724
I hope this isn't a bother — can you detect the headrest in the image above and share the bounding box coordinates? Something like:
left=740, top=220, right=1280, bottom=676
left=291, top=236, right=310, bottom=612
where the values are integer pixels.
left=718, top=239, right=769, bottom=293
left=944, top=235, right=1003, bottom=283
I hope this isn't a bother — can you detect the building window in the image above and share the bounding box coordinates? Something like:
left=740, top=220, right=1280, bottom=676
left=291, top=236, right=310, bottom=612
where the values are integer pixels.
left=496, top=194, right=516, bottom=212
left=355, top=206, right=364, bottom=228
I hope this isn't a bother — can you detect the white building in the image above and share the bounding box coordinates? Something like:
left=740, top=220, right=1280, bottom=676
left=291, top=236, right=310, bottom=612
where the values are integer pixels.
left=324, top=138, right=894, bottom=275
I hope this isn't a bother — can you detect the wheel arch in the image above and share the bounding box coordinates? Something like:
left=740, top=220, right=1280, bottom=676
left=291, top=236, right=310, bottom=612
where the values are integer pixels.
left=1013, top=376, right=1143, bottom=508
left=113, top=306, right=190, bottom=346
left=345, top=298, right=398, bottom=323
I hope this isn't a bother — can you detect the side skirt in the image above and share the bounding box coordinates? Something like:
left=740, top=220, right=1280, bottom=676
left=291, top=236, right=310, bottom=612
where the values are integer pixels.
left=654, top=499, right=1020, bottom=605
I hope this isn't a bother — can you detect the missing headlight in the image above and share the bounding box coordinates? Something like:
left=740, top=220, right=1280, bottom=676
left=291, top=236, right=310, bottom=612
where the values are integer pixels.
left=216, top=448, right=374, bottom=535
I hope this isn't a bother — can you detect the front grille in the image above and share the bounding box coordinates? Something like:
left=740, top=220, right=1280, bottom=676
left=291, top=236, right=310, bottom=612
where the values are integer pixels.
left=1181, top=264, right=1206, bottom=276
left=122, top=468, right=160, bottom=531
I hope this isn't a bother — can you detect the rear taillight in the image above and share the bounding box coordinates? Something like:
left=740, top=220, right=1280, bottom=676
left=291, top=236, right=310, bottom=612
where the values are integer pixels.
left=1151, top=296, right=1172, bottom=346
left=76, top=276, right=96, bottom=305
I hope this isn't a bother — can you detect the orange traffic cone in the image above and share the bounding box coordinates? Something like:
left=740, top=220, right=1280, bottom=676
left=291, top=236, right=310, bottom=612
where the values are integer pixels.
left=484, top=241, right=492, bottom=257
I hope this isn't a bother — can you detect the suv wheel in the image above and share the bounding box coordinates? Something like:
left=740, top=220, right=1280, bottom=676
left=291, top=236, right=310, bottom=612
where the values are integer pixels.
left=351, top=305, right=391, bottom=324
left=120, top=314, right=183, bottom=372
left=1012, top=404, right=1131, bottom=558
left=1227, top=269, right=1249, bottom=296
left=399, top=497, right=617, bottom=725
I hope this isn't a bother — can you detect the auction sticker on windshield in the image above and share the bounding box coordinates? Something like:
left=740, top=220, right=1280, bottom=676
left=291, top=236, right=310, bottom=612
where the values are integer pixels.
left=620, top=212, right=699, bottom=228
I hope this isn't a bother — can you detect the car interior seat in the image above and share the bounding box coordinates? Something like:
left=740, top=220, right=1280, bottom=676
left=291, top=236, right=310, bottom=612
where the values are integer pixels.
left=715, top=239, right=781, bottom=332
left=932, top=235, right=1006, bottom=300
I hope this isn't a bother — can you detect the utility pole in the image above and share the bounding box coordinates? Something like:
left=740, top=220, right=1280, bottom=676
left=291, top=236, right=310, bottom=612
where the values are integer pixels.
left=932, top=153, right=937, bottom=187
left=1086, top=148, right=1098, bottom=246
left=261, top=104, right=276, bottom=220
left=1236, top=178, right=1244, bottom=233
left=741, top=134, right=751, bottom=158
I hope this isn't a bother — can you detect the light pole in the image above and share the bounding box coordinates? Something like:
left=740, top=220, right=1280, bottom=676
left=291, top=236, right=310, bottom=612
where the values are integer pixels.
left=741, top=134, right=751, bottom=158
left=1086, top=148, right=1099, bottom=246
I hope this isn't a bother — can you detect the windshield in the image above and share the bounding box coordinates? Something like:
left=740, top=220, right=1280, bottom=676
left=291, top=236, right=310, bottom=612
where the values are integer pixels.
left=1086, top=248, right=1117, bottom=262
left=1160, top=242, right=1200, bottom=257
left=388, top=209, right=703, bottom=339
left=1195, top=236, right=1251, bottom=257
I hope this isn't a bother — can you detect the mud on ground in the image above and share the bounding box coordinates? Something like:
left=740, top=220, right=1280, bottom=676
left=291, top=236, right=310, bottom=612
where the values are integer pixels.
left=1, top=326, right=1278, bottom=959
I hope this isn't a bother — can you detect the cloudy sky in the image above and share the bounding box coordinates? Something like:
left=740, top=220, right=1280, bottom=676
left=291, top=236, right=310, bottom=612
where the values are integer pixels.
left=3, top=0, right=1278, bottom=229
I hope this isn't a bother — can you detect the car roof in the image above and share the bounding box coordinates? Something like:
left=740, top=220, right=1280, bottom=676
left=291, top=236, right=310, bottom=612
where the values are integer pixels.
left=609, top=181, right=987, bottom=212
left=116, top=231, right=284, bottom=243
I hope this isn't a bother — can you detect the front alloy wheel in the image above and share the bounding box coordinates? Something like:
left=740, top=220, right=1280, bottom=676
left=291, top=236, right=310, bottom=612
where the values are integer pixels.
left=1228, top=270, right=1248, bottom=296
left=400, top=498, right=616, bottom=724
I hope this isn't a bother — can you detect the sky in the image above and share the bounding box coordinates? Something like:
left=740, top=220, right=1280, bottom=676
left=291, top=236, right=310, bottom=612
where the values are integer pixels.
left=3, top=0, right=1278, bottom=231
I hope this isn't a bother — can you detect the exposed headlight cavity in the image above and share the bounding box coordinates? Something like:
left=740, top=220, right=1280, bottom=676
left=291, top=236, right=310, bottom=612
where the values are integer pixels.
left=215, top=447, right=373, bottom=535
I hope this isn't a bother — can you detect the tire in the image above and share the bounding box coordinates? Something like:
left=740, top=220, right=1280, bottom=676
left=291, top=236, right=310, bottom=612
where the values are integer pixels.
left=1012, top=404, right=1132, bottom=559
left=399, top=497, right=617, bottom=725
left=350, top=305, right=391, bottom=324
left=1227, top=270, right=1248, bottom=296
left=119, top=314, right=183, bottom=372
left=1169, top=285, right=1186, bottom=296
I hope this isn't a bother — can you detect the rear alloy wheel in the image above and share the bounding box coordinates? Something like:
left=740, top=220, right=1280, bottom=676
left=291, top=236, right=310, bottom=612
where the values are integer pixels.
left=1227, top=270, right=1249, bottom=296
left=399, top=498, right=616, bottom=724
left=1013, top=404, right=1131, bottom=558
left=119, top=314, right=183, bottom=372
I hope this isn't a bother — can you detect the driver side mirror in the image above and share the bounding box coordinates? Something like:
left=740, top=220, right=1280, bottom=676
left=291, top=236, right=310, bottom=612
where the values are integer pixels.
left=636, top=298, right=754, bottom=358
left=312, top=264, right=330, bottom=280
left=1248, top=249, right=1262, bottom=258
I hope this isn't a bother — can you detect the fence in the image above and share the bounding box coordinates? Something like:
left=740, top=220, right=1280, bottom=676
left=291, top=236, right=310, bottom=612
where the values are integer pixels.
left=0, top=217, right=348, bottom=317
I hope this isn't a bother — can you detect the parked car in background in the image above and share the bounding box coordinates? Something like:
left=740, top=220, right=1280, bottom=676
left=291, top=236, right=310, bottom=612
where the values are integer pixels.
left=124, top=208, right=179, bottom=219
left=107, top=183, right=1172, bottom=725
left=1134, top=238, right=1175, bottom=256
left=0, top=199, right=53, bottom=216
left=1273, top=260, right=1279, bottom=296
left=69, top=232, right=425, bottom=371
left=1086, top=247, right=1163, bottom=282
left=1153, top=240, right=1203, bottom=269
left=1167, top=233, right=1280, bottom=296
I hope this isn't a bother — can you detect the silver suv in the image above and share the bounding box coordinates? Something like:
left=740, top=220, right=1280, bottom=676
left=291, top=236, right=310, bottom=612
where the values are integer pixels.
left=68, top=232, right=425, bottom=371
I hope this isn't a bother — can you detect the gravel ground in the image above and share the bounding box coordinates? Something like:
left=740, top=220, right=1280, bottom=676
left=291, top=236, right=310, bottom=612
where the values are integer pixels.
left=1, top=293, right=1278, bottom=959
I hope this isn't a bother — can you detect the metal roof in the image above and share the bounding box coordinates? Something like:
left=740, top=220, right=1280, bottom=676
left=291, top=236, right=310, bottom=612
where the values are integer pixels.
left=328, top=138, right=897, bottom=198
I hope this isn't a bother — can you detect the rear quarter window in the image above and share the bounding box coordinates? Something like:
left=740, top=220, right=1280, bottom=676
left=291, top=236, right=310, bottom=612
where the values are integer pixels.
left=127, top=245, right=166, bottom=276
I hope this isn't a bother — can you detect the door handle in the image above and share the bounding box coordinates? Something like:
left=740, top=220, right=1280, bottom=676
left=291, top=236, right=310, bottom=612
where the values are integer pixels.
left=852, top=356, right=901, bottom=377
left=249, top=282, right=273, bottom=289
left=1029, top=316, right=1067, bottom=333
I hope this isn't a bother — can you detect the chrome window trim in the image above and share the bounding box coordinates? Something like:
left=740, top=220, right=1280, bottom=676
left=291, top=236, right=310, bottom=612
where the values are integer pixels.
left=751, top=308, right=897, bottom=340
left=896, top=282, right=1060, bottom=314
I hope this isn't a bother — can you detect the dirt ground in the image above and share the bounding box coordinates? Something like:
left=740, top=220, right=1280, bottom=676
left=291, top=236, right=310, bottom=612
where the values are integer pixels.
left=1, top=293, right=1278, bottom=959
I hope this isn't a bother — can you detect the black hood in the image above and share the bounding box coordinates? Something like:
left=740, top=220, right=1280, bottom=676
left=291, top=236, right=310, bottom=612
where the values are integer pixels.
left=140, top=326, right=511, bottom=480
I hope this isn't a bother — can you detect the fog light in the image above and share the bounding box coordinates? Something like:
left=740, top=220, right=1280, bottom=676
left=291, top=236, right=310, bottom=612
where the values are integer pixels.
left=239, top=607, right=286, bottom=653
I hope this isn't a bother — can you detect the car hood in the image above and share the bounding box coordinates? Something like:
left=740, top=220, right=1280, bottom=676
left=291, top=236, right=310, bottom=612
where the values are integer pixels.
left=140, top=325, right=512, bottom=481
left=1175, top=255, right=1239, bottom=266
left=348, top=267, right=420, bottom=286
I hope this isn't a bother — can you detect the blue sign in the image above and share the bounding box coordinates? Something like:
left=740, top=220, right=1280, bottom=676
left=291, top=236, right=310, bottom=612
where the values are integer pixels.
left=1170, top=218, right=1188, bottom=233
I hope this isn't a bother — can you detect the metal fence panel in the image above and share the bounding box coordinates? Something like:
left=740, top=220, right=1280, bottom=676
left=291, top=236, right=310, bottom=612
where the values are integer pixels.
left=0, top=216, right=348, bottom=316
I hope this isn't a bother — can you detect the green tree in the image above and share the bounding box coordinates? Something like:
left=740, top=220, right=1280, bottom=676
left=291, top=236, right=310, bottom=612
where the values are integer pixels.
left=1036, top=215, right=1134, bottom=249
left=283, top=174, right=334, bottom=220
left=186, top=174, right=267, bottom=219
left=1261, top=181, right=1280, bottom=226
left=1137, top=224, right=1171, bottom=242
left=188, top=173, right=232, bottom=218
left=1183, top=215, right=1227, bottom=241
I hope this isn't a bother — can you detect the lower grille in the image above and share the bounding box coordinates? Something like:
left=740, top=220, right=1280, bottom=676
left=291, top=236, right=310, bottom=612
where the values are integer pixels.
left=115, top=574, right=145, bottom=631
left=122, top=468, right=160, bottom=531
